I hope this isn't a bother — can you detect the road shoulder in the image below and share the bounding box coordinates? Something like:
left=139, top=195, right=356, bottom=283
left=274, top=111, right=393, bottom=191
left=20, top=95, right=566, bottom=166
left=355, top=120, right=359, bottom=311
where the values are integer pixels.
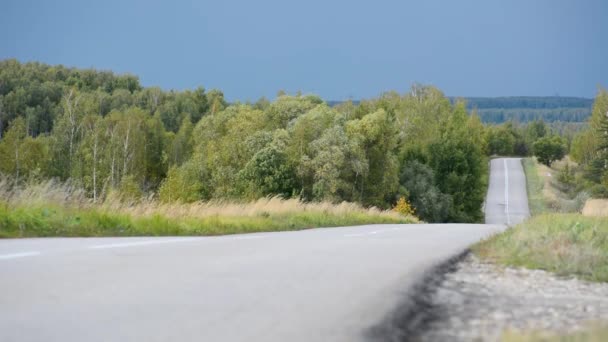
left=419, top=254, right=608, bottom=341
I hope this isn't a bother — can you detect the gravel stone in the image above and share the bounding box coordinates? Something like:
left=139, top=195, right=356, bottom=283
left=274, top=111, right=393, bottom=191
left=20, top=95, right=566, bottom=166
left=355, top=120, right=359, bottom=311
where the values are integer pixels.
left=418, top=255, right=608, bottom=341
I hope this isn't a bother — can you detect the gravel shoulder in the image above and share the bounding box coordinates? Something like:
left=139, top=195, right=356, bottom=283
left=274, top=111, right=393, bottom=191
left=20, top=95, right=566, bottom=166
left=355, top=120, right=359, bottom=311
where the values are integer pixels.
left=419, top=254, right=608, bottom=341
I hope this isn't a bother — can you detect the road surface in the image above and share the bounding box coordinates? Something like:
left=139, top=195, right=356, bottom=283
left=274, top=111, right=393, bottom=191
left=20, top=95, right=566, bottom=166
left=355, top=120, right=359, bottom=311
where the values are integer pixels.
left=0, top=158, right=525, bottom=342
left=485, top=158, right=530, bottom=225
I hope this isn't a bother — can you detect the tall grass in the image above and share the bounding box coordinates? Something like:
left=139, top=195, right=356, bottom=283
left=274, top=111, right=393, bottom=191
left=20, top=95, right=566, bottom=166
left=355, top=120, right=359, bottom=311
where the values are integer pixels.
left=0, top=178, right=417, bottom=238
left=474, top=214, right=608, bottom=282
left=522, top=158, right=589, bottom=215
left=522, top=158, right=548, bottom=215
left=501, top=324, right=608, bottom=342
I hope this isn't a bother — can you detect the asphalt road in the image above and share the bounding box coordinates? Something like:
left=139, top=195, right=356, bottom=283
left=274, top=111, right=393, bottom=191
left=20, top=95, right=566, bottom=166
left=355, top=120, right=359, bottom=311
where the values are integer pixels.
left=0, top=158, right=525, bottom=342
left=485, top=158, right=530, bottom=225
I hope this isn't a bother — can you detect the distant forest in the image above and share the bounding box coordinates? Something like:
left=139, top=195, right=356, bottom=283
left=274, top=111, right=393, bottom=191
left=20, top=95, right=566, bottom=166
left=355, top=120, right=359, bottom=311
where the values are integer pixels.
left=330, top=96, right=593, bottom=124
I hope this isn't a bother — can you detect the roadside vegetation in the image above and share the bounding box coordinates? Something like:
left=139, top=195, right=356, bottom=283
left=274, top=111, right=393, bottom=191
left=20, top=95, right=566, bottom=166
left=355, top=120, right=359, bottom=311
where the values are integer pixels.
left=0, top=60, right=603, bottom=236
left=0, top=178, right=416, bottom=238
left=0, top=60, right=494, bottom=224
left=501, top=324, right=608, bottom=342
left=522, top=157, right=589, bottom=215
left=476, top=90, right=608, bottom=283
left=473, top=91, right=608, bottom=339
left=476, top=156, right=606, bottom=283
left=474, top=214, right=608, bottom=282
left=522, top=158, right=547, bottom=215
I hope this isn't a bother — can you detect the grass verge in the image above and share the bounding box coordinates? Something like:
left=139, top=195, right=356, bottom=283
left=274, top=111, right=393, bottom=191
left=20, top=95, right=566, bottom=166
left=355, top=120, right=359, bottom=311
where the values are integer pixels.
left=0, top=203, right=414, bottom=238
left=474, top=213, right=608, bottom=283
left=522, top=158, right=547, bottom=215
left=0, top=180, right=417, bottom=238
left=501, top=324, right=608, bottom=342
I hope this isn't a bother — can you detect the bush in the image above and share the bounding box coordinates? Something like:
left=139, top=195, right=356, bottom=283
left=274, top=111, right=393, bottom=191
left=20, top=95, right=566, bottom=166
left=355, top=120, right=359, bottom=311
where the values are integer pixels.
left=393, top=197, right=416, bottom=217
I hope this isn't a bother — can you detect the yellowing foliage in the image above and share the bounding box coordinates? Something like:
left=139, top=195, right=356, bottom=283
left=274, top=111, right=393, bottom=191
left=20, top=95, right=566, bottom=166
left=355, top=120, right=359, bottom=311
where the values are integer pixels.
left=393, top=197, right=416, bottom=217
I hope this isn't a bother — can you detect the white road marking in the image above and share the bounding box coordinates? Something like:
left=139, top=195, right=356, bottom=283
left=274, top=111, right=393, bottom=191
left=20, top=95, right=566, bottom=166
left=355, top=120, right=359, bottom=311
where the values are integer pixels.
left=88, top=235, right=267, bottom=250
left=344, top=230, right=386, bottom=237
left=0, top=251, right=41, bottom=260
left=504, top=159, right=511, bottom=225
left=88, top=238, right=201, bottom=250
left=233, top=235, right=264, bottom=240
left=344, top=233, right=368, bottom=237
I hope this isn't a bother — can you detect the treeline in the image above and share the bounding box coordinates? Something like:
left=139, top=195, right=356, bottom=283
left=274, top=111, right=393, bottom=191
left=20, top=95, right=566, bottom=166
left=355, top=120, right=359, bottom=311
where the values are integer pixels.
left=331, top=96, right=592, bottom=124
left=462, top=96, right=592, bottom=124
left=0, top=59, right=227, bottom=136
left=462, top=96, right=593, bottom=110
left=475, top=108, right=590, bottom=124
left=568, top=88, right=608, bottom=197
left=0, top=61, right=495, bottom=223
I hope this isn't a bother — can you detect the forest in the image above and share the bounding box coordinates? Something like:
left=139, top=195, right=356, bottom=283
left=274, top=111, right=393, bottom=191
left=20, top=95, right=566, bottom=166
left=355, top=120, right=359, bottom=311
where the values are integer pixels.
left=0, top=59, right=576, bottom=223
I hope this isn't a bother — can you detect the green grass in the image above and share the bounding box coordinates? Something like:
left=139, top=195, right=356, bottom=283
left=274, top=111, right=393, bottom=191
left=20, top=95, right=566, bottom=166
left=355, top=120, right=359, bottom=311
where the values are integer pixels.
left=501, top=324, right=608, bottom=342
left=474, top=214, right=608, bottom=282
left=0, top=203, right=415, bottom=238
left=522, top=157, right=548, bottom=215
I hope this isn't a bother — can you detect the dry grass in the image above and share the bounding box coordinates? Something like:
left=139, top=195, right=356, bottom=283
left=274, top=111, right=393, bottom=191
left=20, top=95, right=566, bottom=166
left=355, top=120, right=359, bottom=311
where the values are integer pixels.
left=582, top=199, right=608, bottom=217
left=112, top=197, right=404, bottom=220
left=474, top=214, right=608, bottom=282
left=0, top=177, right=88, bottom=208
left=0, top=176, right=407, bottom=220
left=523, top=157, right=588, bottom=215
left=0, top=177, right=416, bottom=238
left=501, top=323, right=608, bottom=342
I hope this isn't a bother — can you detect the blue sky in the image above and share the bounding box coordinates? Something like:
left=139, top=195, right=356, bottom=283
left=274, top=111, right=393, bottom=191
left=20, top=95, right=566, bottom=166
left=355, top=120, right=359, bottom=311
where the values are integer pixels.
left=1, top=0, right=607, bottom=101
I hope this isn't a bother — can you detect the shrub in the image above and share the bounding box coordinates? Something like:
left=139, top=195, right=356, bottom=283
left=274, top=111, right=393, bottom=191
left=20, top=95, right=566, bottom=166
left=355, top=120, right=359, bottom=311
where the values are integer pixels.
left=393, top=197, right=416, bottom=217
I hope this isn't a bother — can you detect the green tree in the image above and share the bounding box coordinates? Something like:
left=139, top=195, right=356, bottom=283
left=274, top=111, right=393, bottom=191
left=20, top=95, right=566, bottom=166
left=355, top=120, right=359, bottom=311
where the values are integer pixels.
left=78, top=114, right=107, bottom=201
left=300, top=126, right=367, bottom=202
left=346, top=108, right=399, bottom=207
left=533, top=136, right=566, bottom=166
left=429, top=102, right=486, bottom=222
left=159, top=160, right=206, bottom=203
left=487, top=124, right=515, bottom=155
left=0, top=117, right=47, bottom=180
left=238, top=131, right=296, bottom=199
left=168, top=115, right=193, bottom=166
left=400, top=160, right=451, bottom=223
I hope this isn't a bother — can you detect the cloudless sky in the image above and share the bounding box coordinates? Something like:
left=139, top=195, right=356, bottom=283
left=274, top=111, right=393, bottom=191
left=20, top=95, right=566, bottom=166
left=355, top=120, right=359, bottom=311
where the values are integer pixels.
left=1, top=0, right=607, bottom=101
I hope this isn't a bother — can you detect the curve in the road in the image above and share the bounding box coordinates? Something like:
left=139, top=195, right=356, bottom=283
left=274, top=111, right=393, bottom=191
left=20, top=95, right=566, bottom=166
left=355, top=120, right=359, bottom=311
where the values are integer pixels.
left=0, top=158, right=527, bottom=342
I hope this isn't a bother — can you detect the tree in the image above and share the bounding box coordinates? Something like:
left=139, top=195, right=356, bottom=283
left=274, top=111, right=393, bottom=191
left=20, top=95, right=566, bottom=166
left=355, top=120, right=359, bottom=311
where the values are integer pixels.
left=533, top=136, right=566, bottom=166
left=159, top=161, right=205, bottom=203
left=0, top=117, right=47, bottom=180
left=0, top=117, right=27, bottom=179
left=570, top=130, right=596, bottom=165
left=487, top=125, right=515, bottom=156
left=299, top=126, right=367, bottom=202
left=168, top=115, right=193, bottom=166
left=399, top=160, right=451, bottom=223
left=429, top=102, right=486, bottom=222
left=79, top=114, right=107, bottom=201
left=238, top=131, right=296, bottom=199
left=346, top=108, right=399, bottom=207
